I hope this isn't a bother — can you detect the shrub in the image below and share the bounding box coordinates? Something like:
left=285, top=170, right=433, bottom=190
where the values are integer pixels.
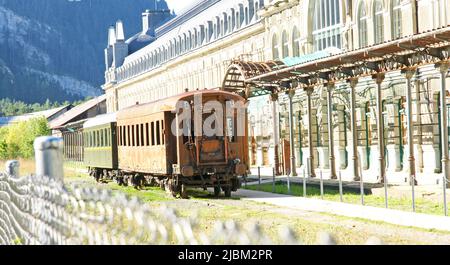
left=0, top=117, right=50, bottom=159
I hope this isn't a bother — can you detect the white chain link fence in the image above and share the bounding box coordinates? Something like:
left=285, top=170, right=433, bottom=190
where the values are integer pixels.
left=0, top=137, right=383, bottom=245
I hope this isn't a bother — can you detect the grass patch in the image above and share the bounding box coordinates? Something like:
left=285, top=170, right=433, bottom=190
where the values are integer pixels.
left=245, top=182, right=447, bottom=216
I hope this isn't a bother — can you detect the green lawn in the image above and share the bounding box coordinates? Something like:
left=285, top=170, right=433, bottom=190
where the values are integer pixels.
left=245, top=182, right=447, bottom=216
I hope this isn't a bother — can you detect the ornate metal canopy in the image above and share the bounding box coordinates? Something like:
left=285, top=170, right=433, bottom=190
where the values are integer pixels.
left=222, top=26, right=450, bottom=98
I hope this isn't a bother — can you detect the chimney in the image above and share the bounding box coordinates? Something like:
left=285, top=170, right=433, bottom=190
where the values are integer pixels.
left=112, top=20, right=128, bottom=68
left=108, top=26, right=116, bottom=46
left=115, top=20, right=125, bottom=41
left=142, top=9, right=156, bottom=37
left=142, top=9, right=151, bottom=34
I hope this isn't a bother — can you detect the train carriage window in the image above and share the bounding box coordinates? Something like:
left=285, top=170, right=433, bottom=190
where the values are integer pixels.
left=120, top=126, right=123, bottom=146
left=127, top=125, right=131, bottom=147
left=145, top=123, right=150, bottom=146
left=140, top=124, right=144, bottom=147
left=227, top=117, right=236, bottom=142
left=118, top=126, right=121, bottom=146
left=136, top=124, right=140, bottom=146
left=156, top=121, right=161, bottom=146
left=104, top=129, right=107, bottom=147
left=122, top=126, right=127, bottom=146
left=161, top=120, right=165, bottom=145
left=106, top=129, right=110, bottom=146
left=132, top=125, right=135, bottom=146
left=151, top=122, right=155, bottom=146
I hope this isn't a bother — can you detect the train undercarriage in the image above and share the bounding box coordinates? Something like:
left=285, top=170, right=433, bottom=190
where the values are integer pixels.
left=88, top=167, right=242, bottom=199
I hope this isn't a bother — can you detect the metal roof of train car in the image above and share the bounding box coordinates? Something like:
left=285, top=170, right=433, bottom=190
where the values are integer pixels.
left=117, top=89, right=245, bottom=120
left=83, top=112, right=117, bottom=129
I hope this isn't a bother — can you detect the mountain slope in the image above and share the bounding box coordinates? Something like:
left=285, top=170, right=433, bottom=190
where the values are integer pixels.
left=0, top=0, right=172, bottom=103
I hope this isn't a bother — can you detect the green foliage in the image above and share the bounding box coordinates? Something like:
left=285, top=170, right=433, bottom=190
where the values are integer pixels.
left=0, top=117, right=50, bottom=159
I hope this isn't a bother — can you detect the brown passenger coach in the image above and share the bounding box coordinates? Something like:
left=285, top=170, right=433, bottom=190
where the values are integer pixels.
left=108, top=90, right=249, bottom=198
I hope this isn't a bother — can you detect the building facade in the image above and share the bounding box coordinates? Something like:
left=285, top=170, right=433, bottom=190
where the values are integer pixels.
left=103, top=0, right=450, bottom=183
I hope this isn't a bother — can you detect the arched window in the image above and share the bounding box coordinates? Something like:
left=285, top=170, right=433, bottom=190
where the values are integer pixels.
left=245, top=7, right=249, bottom=25
left=187, top=32, right=191, bottom=51
left=239, top=5, right=245, bottom=26
left=236, top=11, right=240, bottom=29
left=358, top=1, right=368, bottom=47
left=255, top=2, right=259, bottom=20
left=437, top=0, right=448, bottom=27
left=181, top=35, right=186, bottom=52
left=292, top=26, right=301, bottom=57
left=282, top=30, right=289, bottom=58
left=193, top=29, right=198, bottom=48
left=207, top=22, right=213, bottom=42
left=391, top=0, right=402, bottom=39
left=272, top=34, right=280, bottom=60
left=373, top=0, right=384, bottom=44
left=231, top=10, right=236, bottom=30
left=312, top=0, right=342, bottom=51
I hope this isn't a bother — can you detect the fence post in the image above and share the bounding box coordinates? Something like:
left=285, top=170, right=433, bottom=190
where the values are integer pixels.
left=5, top=160, right=20, bottom=177
left=384, top=169, right=388, bottom=209
left=258, top=166, right=261, bottom=190
left=303, top=168, right=307, bottom=198
left=411, top=175, right=416, bottom=213
left=272, top=168, right=276, bottom=193
left=320, top=169, right=324, bottom=200
left=358, top=156, right=364, bottom=206
left=34, top=136, right=64, bottom=182
left=339, top=171, right=343, bottom=203
left=444, top=176, right=448, bottom=217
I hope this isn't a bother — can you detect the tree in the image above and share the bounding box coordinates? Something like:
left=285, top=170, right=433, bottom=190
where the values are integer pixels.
left=0, top=117, right=50, bottom=159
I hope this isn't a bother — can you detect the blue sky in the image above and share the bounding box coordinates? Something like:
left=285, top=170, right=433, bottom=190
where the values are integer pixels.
left=165, top=0, right=197, bottom=14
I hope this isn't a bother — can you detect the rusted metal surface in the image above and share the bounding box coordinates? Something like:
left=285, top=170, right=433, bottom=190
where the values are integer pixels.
left=113, top=90, right=250, bottom=197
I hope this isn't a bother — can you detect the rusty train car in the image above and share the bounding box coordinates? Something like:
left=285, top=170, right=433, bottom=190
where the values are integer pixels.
left=79, top=90, right=249, bottom=198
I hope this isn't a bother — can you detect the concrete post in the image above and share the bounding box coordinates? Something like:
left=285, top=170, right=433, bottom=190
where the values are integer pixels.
left=436, top=62, right=450, bottom=188
left=373, top=73, right=386, bottom=183
left=305, top=87, right=316, bottom=178
left=5, top=160, right=20, bottom=177
left=287, top=90, right=298, bottom=177
left=348, top=78, right=360, bottom=181
left=326, top=83, right=337, bottom=179
left=271, top=93, right=281, bottom=175
left=34, top=136, right=64, bottom=182
left=402, top=68, right=418, bottom=185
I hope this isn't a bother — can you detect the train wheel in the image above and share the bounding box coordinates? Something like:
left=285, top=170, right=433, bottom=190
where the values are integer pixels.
left=224, top=187, right=232, bottom=198
left=214, top=186, right=221, bottom=197
left=180, top=184, right=188, bottom=199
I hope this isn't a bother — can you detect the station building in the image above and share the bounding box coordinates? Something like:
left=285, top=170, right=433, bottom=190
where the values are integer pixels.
left=103, top=0, right=450, bottom=185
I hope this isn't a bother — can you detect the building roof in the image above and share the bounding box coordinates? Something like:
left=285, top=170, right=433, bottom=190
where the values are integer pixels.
left=117, top=89, right=245, bottom=120
left=84, top=112, right=117, bottom=129
left=49, top=95, right=107, bottom=130
left=0, top=105, right=72, bottom=127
